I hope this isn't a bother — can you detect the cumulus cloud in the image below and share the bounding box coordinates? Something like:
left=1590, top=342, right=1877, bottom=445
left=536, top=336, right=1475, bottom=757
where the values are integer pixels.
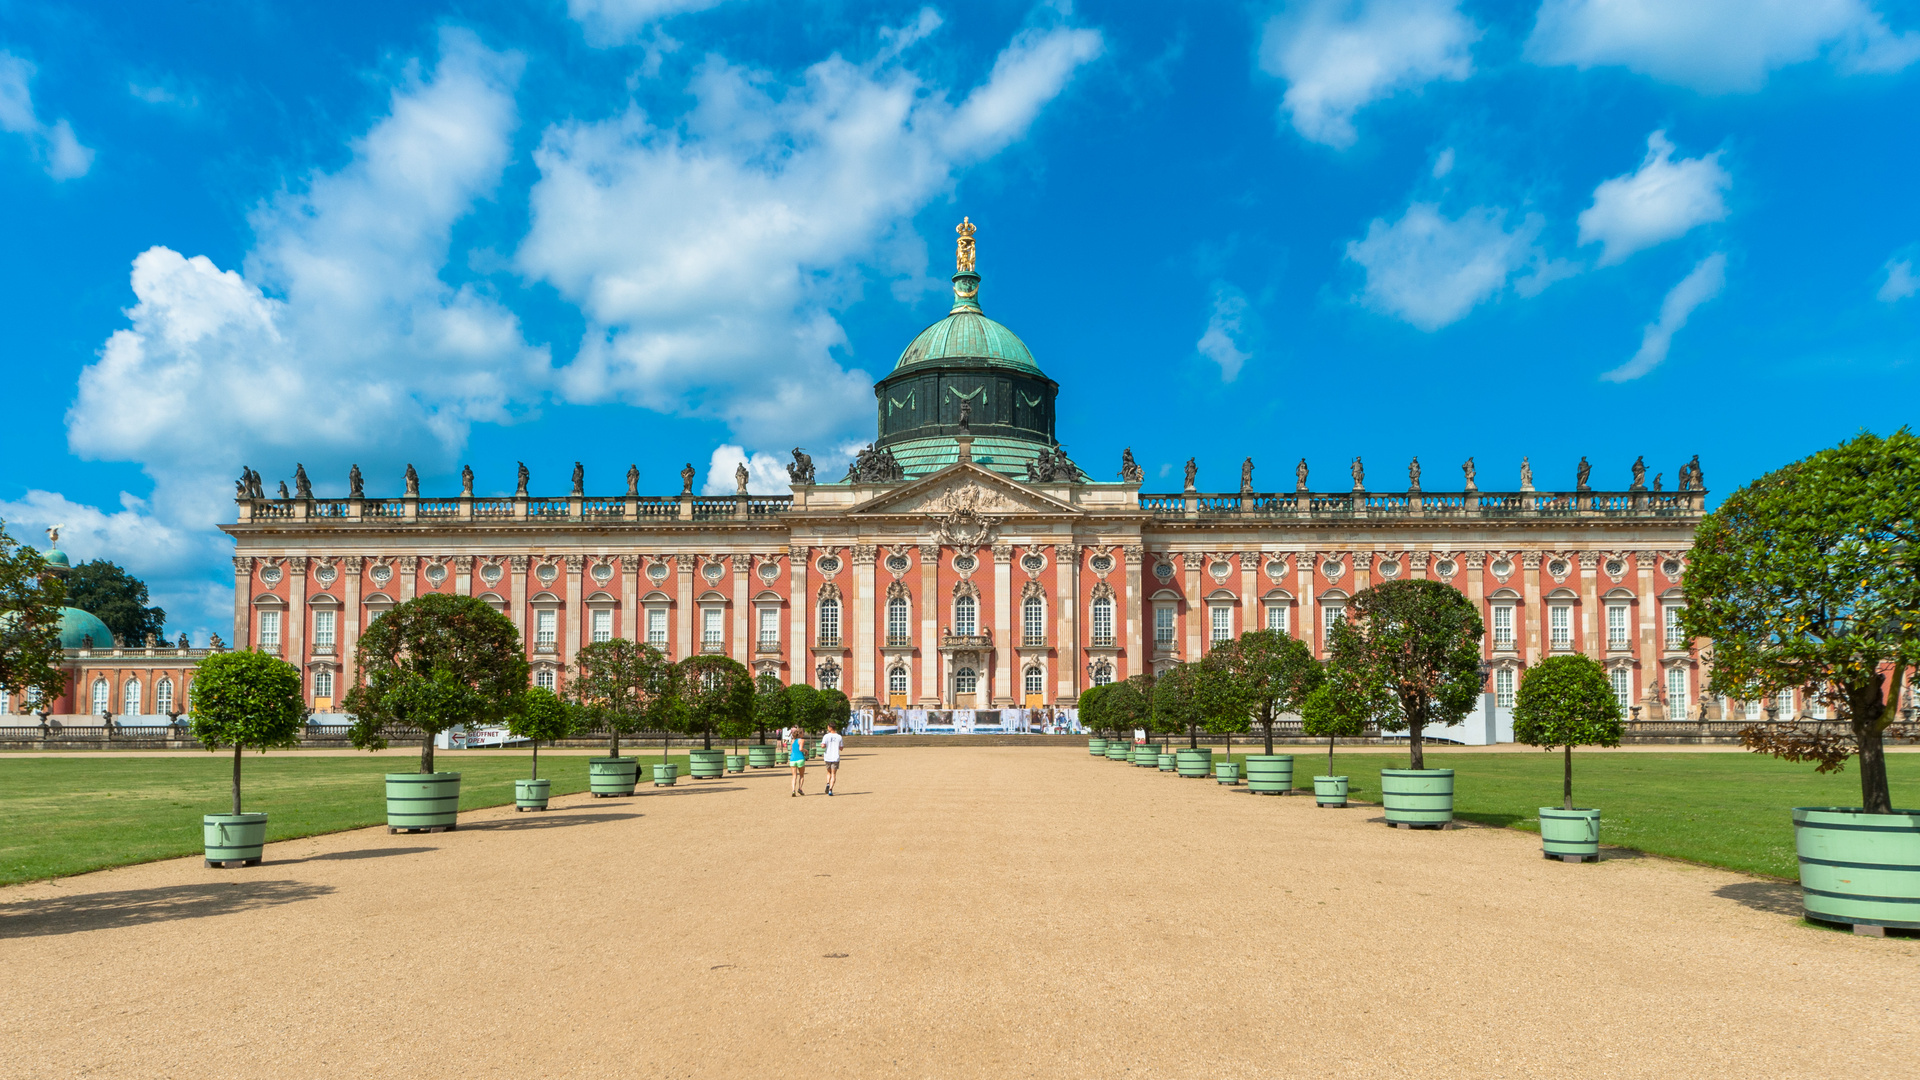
left=567, top=0, right=735, bottom=45
left=1345, top=203, right=1570, bottom=330
left=1195, top=283, right=1252, bottom=381
left=1878, top=257, right=1918, bottom=302
left=701, top=444, right=796, bottom=495
left=0, top=489, right=216, bottom=639
left=1602, top=253, right=1727, bottom=382
left=1578, top=131, right=1730, bottom=265
left=519, top=13, right=1102, bottom=451
left=0, top=50, right=94, bottom=179
left=1528, top=0, right=1920, bottom=92
left=1258, top=0, right=1478, bottom=149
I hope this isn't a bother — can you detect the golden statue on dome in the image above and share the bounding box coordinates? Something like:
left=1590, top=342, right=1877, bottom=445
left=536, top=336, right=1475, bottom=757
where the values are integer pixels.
left=956, top=217, right=976, bottom=272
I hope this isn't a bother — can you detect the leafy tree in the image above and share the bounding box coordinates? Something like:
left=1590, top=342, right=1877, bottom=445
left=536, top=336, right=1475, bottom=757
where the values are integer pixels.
left=189, top=649, right=305, bottom=815
left=801, top=687, right=851, bottom=735
left=345, top=593, right=528, bottom=773
left=1077, top=683, right=1111, bottom=738
left=1152, top=662, right=1206, bottom=748
left=1326, top=580, right=1485, bottom=771
left=1299, top=683, right=1366, bottom=781
left=1683, top=429, right=1920, bottom=814
left=1102, top=675, right=1153, bottom=741
left=752, top=673, right=789, bottom=744
left=0, top=520, right=66, bottom=706
left=784, top=682, right=819, bottom=739
left=507, top=686, right=577, bottom=781
left=66, top=559, right=166, bottom=645
left=1512, top=654, right=1623, bottom=810
left=568, top=638, right=677, bottom=760
left=1204, top=630, right=1323, bottom=755
left=678, top=655, right=754, bottom=750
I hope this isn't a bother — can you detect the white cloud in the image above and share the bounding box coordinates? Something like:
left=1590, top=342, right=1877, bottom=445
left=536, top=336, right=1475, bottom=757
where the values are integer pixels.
left=1195, top=283, right=1252, bottom=381
left=1345, top=203, right=1569, bottom=330
left=1258, top=0, right=1479, bottom=149
left=1578, top=131, right=1730, bottom=266
left=519, top=14, right=1101, bottom=453
left=567, top=0, right=736, bottom=46
left=0, top=51, right=94, bottom=179
left=1528, top=0, right=1920, bottom=92
left=1431, top=146, right=1454, bottom=178
left=1602, top=253, right=1727, bottom=382
left=1878, top=258, right=1918, bottom=302
left=701, top=444, right=795, bottom=495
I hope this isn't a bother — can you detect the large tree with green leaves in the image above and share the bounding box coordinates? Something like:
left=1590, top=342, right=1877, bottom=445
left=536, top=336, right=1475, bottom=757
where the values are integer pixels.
left=0, top=520, right=66, bottom=707
left=784, top=682, right=820, bottom=738
left=1101, top=675, right=1154, bottom=741
left=66, top=559, right=167, bottom=645
left=1152, top=662, right=1206, bottom=749
left=678, top=655, right=754, bottom=750
left=1204, top=630, right=1323, bottom=755
left=345, top=593, right=529, bottom=773
left=1512, top=654, right=1623, bottom=810
left=800, top=687, right=851, bottom=735
left=569, top=638, right=678, bottom=760
left=507, top=686, right=577, bottom=781
left=189, top=649, right=306, bottom=815
left=1682, top=429, right=1920, bottom=814
left=1326, top=579, right=1485, bottom=771
left=1077, top=683, right=1111, bottom=739
left=1298, top=683, right=1366, bottom=781
left=753, top=673, right=790, bottom=744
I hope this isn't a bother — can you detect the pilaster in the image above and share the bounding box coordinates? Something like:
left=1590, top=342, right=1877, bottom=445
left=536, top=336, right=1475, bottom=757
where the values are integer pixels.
left=509, top=555, right=529, bottom=644
left=676, top=556, right=694, bottom=663
left=287, top=557, right=308, bottom=669
left=789, top=546, right=808, bottom=684
left=920, top=545, right=939, bottom=705
left=853, top=544, right=877, bottom=705
left=1124, top=544, right=1143, bottom=680
left=1522, top=550, right=1544, bottom=669
left=732, top=553, right=750, bottom=666
left=564, top=555, right=584, bottom=667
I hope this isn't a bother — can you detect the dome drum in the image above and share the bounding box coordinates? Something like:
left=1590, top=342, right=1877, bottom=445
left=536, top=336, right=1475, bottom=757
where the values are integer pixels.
left=873, top=366, right=1058, bottom=452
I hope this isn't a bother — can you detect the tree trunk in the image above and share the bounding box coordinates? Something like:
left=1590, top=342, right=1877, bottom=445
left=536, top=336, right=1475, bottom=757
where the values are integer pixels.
left=1563, top=745, right=1573, bottom=811
left=610, top=732, right=621, bottom=759
left=704, top=727, right=712, bottom=750
left=1189, top=722, right=1198, bottom=750
left=1851, top=678, right=1893, bottom=814
left=421, top=734, right=435, bottom=774
left=1262, top=710, right=1275, bottom=755
left=1327, top=735, right=1335, bottom=780
left=531, top=740, right=539, bottom=781
left=1408, top=718, right=1425, bottom=771
left=232, top=743, right=243, bottom=816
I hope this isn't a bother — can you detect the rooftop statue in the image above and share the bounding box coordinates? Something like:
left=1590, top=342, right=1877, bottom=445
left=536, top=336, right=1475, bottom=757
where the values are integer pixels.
left=787, top=448, right=816, bottom=485
left=404, top=464, right=419, bottom=497
left=1241, top=457, right=1254, bottom=494
left=572, top=461, right=585, bottom=497
left=461, top=465, right=474, bottom=497
left=1630, top=455, right=1647, bottom=491
left=249, top=468, right=263, bottom=499
left=681, top=463, right=696, bottom=495
left=1687, top=454, right=1704, bottom=489
left=1350, top=456, right=1364, bottom=489
left=1025, top=445, right=1080, bottom=484
left=735, top=462, right=749, bottom=495
left=1462, top=457, right=1475, bottom=490
left=1576, top=456, right=1591, bottom=491
left=177, top=633, right=190, bottom=650
left=278, top=480, right=290, bottom=499
left=1408, top=456, right=1421, bottom=491
left=1652, top=472, right=1664, bottom=492
left=1519, top=456, right=1533, bottom=489
left=956, top=216, right=976, bottom=273
left=626, top=464, right=640, bottom=496
left=349, top=464, right=363, bottom=498
left=1296, top=458, right=1308, bottom=490
left=1119, top=448, right=1143, bottom=484
left=294, top=464, right=312, bottom=499
left=1183, top=457, right=1197, bottom=490
left=844, top=443, right=906, bottom=483
left=957, top=401, right=972, bottom=434
left=516, top=462, right=529, bottom=497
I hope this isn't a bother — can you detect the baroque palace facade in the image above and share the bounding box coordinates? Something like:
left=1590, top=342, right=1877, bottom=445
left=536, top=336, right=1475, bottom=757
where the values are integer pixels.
left=217, top=223, right=1714, bottom=723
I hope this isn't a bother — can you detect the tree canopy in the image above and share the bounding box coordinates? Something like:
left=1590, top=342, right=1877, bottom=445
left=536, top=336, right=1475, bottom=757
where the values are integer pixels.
left=345, top=593, right=528, bottom=773
left=1151, top=662, right=1206, bottom=748
left=66, top=559, right=166, bottom=645
left=568, top=638, right=677, bottom=759
left=1299, top=682, right=1367, bottom=780
left=507, top=685, right=577, bottom=781
left=1326, top=579, right=1485, bottom=770
left=678, top=655, right=754, bottom=749
left=189, top=648, right=305, bottom=814
left=1512, top=654, right=1623, bottom=810
left=1682, top=428, right=1920, bottom=813
left=0, top=520, right=66, bottom=706
left=753, top=673, right=790, bottom=742
left=1203, top=630, right=1323, bottom=754
left=1100, top=675, right=1153, bottom=740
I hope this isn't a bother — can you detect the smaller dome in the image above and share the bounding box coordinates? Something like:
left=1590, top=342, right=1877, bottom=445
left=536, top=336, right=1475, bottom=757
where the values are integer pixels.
left=893, top=310, right=1042, bottom=375
left=43, top=548, right=69, bottom=569
left=58, top=608, right=113, bottom=650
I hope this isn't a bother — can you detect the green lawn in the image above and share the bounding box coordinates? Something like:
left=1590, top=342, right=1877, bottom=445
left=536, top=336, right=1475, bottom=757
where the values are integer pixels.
left=1194, top=748, right=1920, bottom=879
left=0, top=751, right=706, bottom=886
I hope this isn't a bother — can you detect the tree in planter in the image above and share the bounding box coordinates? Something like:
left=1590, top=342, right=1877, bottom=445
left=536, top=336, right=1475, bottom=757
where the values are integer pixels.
left=1152, top=662, right=1206, bottom=749
left=508, top=686, right=578, bottom=781
left=1326, top=580, right=1485, bottom=771
left=0, top=520, right=67, bottom=706
left=679, top=655, right=754, bottom=750
left=1103, top=675, right=1154, bottom=742
left=805, top=688, right=852, bottom=736
left=1512, top=655, right=1622, bottom=810
left=784, top=682, right=819, bottom=741
left=1205, top=630, right=1323, bottom=755
left=189, top=649, right=305, bottom=814
left=1078, top=683, right=1111, bottom=739
left=1683, top=429, right=1920, bottom=813
left=345, top=594, right=528, bottom=773
left=753, top=673, right=790, bottom=746
left=568, top=638, right=677, bottom=761
left=1299, top=683, right=1368, bottom=782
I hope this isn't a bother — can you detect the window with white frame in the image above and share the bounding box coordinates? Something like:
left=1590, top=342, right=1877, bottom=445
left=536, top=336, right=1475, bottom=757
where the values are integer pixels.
left=534, top=668, right=556, bottom=690
left=590, top=608, right=612, bottom=643
left=1091, top=597, right=1114, bottom=644
left=759, top=607, right=780, bottom=649
left=155, top=677, right=174, bottom=714
left=91, top=679, right=110, bottom=715
left=313, top=669, right=333, bottom=700
left=1265, top=603, right=1288, bottom=633
left=1495, top=668, right=1515, bottom=709
left=702, top=607, right=724, bottom=647
left=888, top=596, right=910, bottom=643
left=1210, top=604, right=1232, bottom=642
left=123, top=678, right=141, bottom=715
left=258, top=609, right=281, bottom=648
left=1322, top=602, right=1344, bottom=636
left=1024, top=666, right=1044, bottom=697
left=1491, top=605, right=1514, bottom=649
left=1666, top=668, right=1689, bottom=718
left=535, top=609, right=557, bottom=649
left=1664, top=605, right=1686, bottom=648
left=314, top=609, right=337, bottom=649
left=1610, top=668, right=1631, bottom=711
left=1022, top=596, right=1044, bottom=643
left=953, top=595, right=977, bottom=637
left=955, top=667, right=978, bottom=695
left=645, top=607, right=667, bottom=647
left=1154, top=605, right=1175, bottom=645
left=0, top=687, right=9, bottom=714
left=1744, top=698, right=1763, bottom=721
left=1809, top=694, right=1829, bottom=720
left=1606, top=604, right=1629, bottom=648
left=817, top=598, right=840, bottom=646
left=1776, top=689, right=1795, bottom=718
left=887, top=667, right=908, bottom=698
left=1549, top=605, right=1572, bottom=649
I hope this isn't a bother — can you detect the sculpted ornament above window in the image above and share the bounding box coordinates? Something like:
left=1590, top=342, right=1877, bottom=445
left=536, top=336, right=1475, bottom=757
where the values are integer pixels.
left=536, top=562, right=558, bottom=585
left=1433, top=558, right=1457, bottom=580
left=1153, top=561, right=1174, bottom=583
left=1021, top=552, right=1046, bottom=574
left=817, top=555, right=842, bottom=575
left=1264, top=557, right=1287, bottom=581
left=1378, top=559, right=1401, bottom=580
left=647, top=560, right=670, bottom=583
left=481, top=561, right=503, bottom=585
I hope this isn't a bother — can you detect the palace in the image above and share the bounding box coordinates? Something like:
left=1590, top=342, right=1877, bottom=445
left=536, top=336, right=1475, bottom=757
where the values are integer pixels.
left=208, top=222, right=1714, bottom=726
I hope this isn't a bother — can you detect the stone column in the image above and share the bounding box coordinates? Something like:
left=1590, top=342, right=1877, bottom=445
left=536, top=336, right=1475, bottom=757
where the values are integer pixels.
left=920, top=545, right=939, bottom=705
left=287, top=557, right=308, bottom=668
left=1636, top=550, right=1658, bottom=712
left=732, top=554, right=750, bottom=665
left=1522, top=551, right=1544, bottom=668
left=1462, top=552, right=1487, bottom=658
left=1182, top=552, right=1202, bottom=661
left=789, top=547, right=808, bottom=684
left=623, top=555, right=641, bottom=642
left=1058, top=542, right=1080, bottom=702
left=1296, top=551, right=1316, bottom=651
left=509, top=555, right=529, bottom=643
left=342, top=556, right=363, bottom=686
left=1239, top=552, right=1258, bottom=637
left=564, top=555, right=584, bottom=667
left=992, top=544, right=1013, bottom=704
left=677, top=556, right=694, bottom=662
left=1124, top=544, right=1144, bottom=680
left=1578, top=552, right=1600, bottom=658
left=232, top=557, right=253, bottom=649
left=853, top=544, right=877, bottom=704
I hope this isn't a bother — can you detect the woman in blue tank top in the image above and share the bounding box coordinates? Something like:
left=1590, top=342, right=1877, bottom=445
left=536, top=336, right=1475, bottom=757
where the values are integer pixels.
left=789, top=729, right=808, bottom=796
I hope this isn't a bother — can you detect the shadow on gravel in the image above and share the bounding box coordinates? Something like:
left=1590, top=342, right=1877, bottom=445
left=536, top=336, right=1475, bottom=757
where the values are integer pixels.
left=460, top=812, right=640, bottom=831
left=638, top=785, right=745, bottom=797
left=300, top=847, right=437, bottom=863
left=1456, top=812, right=1529, bottom=829
left=1714, top=880, right=1804, bottom=918
left=0, top=880, right=333, bottom=939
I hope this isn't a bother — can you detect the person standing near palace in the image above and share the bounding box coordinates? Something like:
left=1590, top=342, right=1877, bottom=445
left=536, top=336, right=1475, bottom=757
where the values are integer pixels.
left=789, top=727, right=808, bottom=796
left=821, top=724, right=844, bottom=795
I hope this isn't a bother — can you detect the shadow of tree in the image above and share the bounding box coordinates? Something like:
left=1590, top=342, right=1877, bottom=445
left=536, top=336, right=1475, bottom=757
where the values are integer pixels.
left=301, top=847, right=437, bottom=862
left=1457, top=812, right=1529, bottom=829
left=1714, top=880, right=1804, bottom=918
left=1, top=880, right=333, bottom=939
left=458, top=812, right=640, bottom=831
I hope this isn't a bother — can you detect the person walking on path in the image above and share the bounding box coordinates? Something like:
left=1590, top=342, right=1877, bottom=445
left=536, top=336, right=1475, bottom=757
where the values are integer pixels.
left=821, top=724, right=843, bottom=795
left=789, top=728, right=808, bottom=796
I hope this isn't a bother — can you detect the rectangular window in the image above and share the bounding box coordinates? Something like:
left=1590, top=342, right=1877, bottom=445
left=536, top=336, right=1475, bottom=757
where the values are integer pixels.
left=1090, top=599, right=1114, bottom=644
left=1549, top=606, right=1571, bottom=649
left=535, top=609, right=557, bottom=648
left=702, top=607, right=723, bottom=646
left=1491, top=606, right=1513, bottom=648
left=759, top=607, right=780, bottom=649
left=817, top=600, right=840, bottom=647
left=1666, top=668, right=1689, bottom=718
left=1322, top=603, right=1343, bottom=636
left=1022, top=599, right=1043, bottom=644
left=1265, top=603, right=1288, bottom=633
left=313, top=609, right=336, bottom=649
left=314, top=669, right=334, bottom=700
left=1745, top=698, right=1763, bottom=721
left=259, top=610, right=281, bottom=648
left=1665, top=606, right=1685, bottom=648
left=1776, top=689, right=1795, bottom=718
left=954, top=597, right=977, bottom=637
left=1154, top=606, right=1175, bottom=645
left=0, top=687, right=9, bottom=715
left=1610, top=668, right=1631, bottom=711
left=1495, top=668, right=1515, bottom=709
left=646, top=608, right=667, bottom=647
left=892, top=600, right=913, bottom=643
left=1606, top=604, right=1629, bottom=648
left=1210, top=605, right=1232, bottom=642
left=590, top=608, right=612, bottom=643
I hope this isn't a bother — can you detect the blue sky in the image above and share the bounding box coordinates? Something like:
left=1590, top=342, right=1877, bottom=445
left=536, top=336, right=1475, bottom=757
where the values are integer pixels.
left=2, top=0, right=1917, bottom=640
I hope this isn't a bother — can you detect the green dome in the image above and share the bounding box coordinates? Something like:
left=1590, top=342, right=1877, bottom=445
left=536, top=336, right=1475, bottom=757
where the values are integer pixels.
left=42, top=548, right=69, bottom=569
left=58, top=608, right=113, bottom=650
left=893, top=310, right=1042, bottom=375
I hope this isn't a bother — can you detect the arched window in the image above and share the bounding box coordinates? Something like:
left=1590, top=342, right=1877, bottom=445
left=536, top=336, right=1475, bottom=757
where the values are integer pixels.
left=313, top=669, right=334, bottom=700
left=91, top=679, right=110, bottom=715
left=887, top=667, right=908, bottom=697
left=818, top=597, right=841, bottom=647
left=955, top=667, right=978, bottom=695
left=0, top=687, right=10, bottom=715
left=123, top=678, right=142, bottom=716
left=953, top=594, right=977, bottom=636
left=1024, top=665, right=1044, bottom=697
left=534, top=669, right=556, bottom=691
left=1090, top=597, right=1114, bottom=646
left=155, top=677, right=174, bottom=715
left=887, top=596, right=909, bottom=644
left=1022, top=596, right=1044, bottom=643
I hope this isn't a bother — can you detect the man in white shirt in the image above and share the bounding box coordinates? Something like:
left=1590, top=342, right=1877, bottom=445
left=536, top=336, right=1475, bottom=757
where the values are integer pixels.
left=820, top=724, right=844, bottom=795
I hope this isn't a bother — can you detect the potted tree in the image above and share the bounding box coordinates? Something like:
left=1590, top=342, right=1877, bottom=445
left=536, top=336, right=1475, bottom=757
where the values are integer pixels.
left=1209, top=631, right=1322, bottom=795
left=568, top=639, right=673, bottom=795
left=1299, top=684, right=1366, bottom=807
left=1512, top=655, right=1622, bottom=860
left=507, top=685, right=576, bottom=811
left=346, top=594, right=528, bottom=833
left=1327, top=580, right=1484, bottom=829
left=1078, top=683, right=1111, bottom=757
left=805, top=688, right=851, bottom=758
left=679, top=655, right=753, bottom=778
left=1684, top=430, right=1920, bottom=933
left=750, top=674, right=790, bottom=769
left=189, top=649, right=305, bottom=866
left=1104, top=676, right=1152, bottom=761
left=1153, top=663, right=1205, bottom=774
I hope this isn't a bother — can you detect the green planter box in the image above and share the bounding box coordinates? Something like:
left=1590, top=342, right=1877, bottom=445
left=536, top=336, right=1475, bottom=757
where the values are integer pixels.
left=1089, top=738, right=1108, bottom=756
left=1313, top=775, right=1349, bottom=807
left=1381, top=768, right=1454, bottom=827
left=1245, top=754, right=1294, bottom=795
left=1175, top=748, right=1212, bottom=777
left=386, top=772, right=462, bottom=832
left=203, top=812, right=268, bottom=866
left=1132, top=744, right=1162, bottom=767
left=589, top=756, right=639, bottom=797
left=1215, top=761, right=1240, bottom=785
left=1540, top=807, right=1601, bottom=860
left=725, top=754, right=746, bottom=773
left=1792, top=806, right=1920, bottom=931
left=1105, top=742, right=1130, bottom=761
left=1156, top=752, right=1176, bottom=772
left=653, top=762, right=680, bottom=787
left=688, top=750, right=726, bottom=779
left=748, top=744, right=778, bottom=768
left=514, top=778, right=552, bottom=811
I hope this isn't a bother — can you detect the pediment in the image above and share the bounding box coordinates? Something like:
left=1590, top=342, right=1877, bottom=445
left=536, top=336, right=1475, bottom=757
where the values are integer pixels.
left=848, top=463, right=1081, bottom=519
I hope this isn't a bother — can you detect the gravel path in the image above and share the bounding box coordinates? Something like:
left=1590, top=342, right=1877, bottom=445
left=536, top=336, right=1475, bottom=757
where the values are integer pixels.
left=2, top=747, right=1915, bottom=1078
